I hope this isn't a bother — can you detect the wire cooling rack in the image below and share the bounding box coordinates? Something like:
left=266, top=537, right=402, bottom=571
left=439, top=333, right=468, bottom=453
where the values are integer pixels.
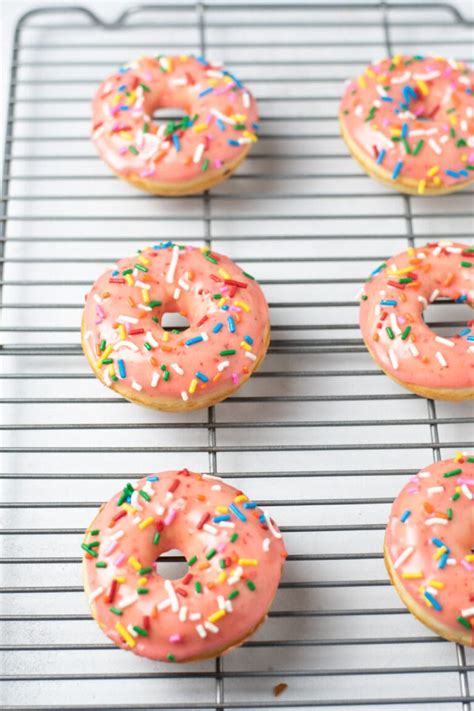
left=0, top=2, right=473, bottom=709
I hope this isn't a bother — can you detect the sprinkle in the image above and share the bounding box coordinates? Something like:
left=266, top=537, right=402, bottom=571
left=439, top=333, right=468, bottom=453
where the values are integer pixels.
left=393, top=546, right=413, bottom=570
left=443, top=468, right=462, bottom=478
left=246, top=580, right=256, bottom=591
left=388, top=349, right=399, bottom=370
left=164, top=580, right=179, bottom=612
left=424, top=592, right=442, bottom=612
left=392, top=160, right=403, bottom=180
left=195, top=581, right=203, bottom=594
left=376, top=149, right=386, bottom=165
left=400, top=510, right=411, bottom=523
left=435, top=336, right=455, bottom=348
left=166, top=245, right=180, bottom=285
left=229, top=503, right=247, bottom=522
left=435, top=352, right=447, bottom=368
left=115, top=622, right=136, bottom=647
left=212, top=323, right=223, bottom=334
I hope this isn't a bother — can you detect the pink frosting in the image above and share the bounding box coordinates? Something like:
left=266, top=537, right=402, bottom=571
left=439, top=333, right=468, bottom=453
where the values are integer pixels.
left=91, top=55, right=258, bottom=184
left=385, top=455, right=474, bottom=645
left=82, top=243, right=269, bottom=408
left=359, top=241, right=474, bottom=391
left=82, top=469, right=287, bottom=661
left=340, top=56, right=474, bottom=190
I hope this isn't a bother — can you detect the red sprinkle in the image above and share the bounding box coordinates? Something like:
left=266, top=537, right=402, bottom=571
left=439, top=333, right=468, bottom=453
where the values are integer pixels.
left=182, top=573, right=193, bottom=585
left=109, top=278, right=126, bottom=284
left=129, top=328, right=145, bottom=335
left=106, top=579, right=118, bottom=604
left=178, top=468, right=190, bottom=477
left=196, top=315, right=208, bottom=327
left=109, top=509, right=127, bottom=527
left=143, top=615, right=150, bottom=631
left=168, top=479, right=180, bottom=493
left=387, top=280, right=405, bottom=290
left=176, top=588, right=188, bottom=597
left=156, top=519, right=164, bottom=532
left=224, top=279, right=248, bottom=289
left=197, top=512, right=210, bottom=530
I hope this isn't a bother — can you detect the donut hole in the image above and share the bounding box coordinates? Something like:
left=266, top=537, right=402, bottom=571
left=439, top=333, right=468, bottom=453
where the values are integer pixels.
left=152, top=107, right=189, bottom=126
left=161, top=312, right=191, bottom=333
left=422, top=300, right=473, bottom=338
left=155, top=548, right=189, bottom=580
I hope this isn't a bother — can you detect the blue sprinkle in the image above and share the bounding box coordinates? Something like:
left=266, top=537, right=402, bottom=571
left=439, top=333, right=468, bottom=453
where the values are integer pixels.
left=172, top=134, right=181, bottom=152
left=371, top=264, right=385, bottom=276
left=227, top=316, right=236, bottom=333
left=228, top=139, right=240, bottom=146
left=244, top=335, right=254, bottom=345
left=401, top=123, right=408, bottom=138
left=392, top=160, right=403, bottom=180
left=457, top=294, right=467, bottom=303
left=243, top=502, right=257, bottom=509
left=252, top=122, right=259, bottom=131
left=147, top=476, right=159, bottom=481
left=438, top=552, right=450, bottom=569
left=424, top=591, right=442, bottom=611
left=120, top=105, right=129, bottom=111
left=216, top=119, right=226, bottom=131
left=118, top=84, right=127, bottom=91
left=196, top=56, right=208, bottom=65
left=212, top=515, right=231, bottom=523
left=458, top=327, right=471, bottom=337
left=212, top=322, right=223, bottom=334
left=446, top=169, right=460, bottom=178
left=259, top=514, right=265, bottom=523
left=198, top=87, right=213, bottom=97
left=376, top=149, right=386, bottom=165
left=153, top=241, right=172, bottom=249
left=431, top=538, right=445, bottom=548
left=229, top=503, right=247, bottom=522
left=185, top=336, right=204, bottom=346
left=380, top=299, right=398, bottom=306
left=221, top=304, right=229, bottom=311
left=224, top=70, right=242, bottom=88
left=402, top=85, right=417, bottom=103
left=195, top=371, right=209, bottom=383
left=467, top=335, right=474, bottom=342
left=117, top=359, right=126, bottom=379
left=112, top=270, right=119, bottom=276
left=400, top=510, right=411, bottom=523
left=381, top=96, right=393, bottom=102
left=459, top=169, right=469, bottom=177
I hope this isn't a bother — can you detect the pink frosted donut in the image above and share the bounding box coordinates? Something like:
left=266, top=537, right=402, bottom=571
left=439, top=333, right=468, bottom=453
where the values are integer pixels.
left=359, top=240, right=474, bottom=400
left=339, top=56, right=474, bottom=195
left=91, top=55, right=258, bottom=195
left=384, top=455, right=474, bottom=647
left=82, top=469, right=287, bottom=662
left=81, top=242, right=270, bottom=411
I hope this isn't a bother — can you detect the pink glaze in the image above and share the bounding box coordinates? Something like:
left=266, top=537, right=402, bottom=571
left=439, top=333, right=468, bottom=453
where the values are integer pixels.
left=359, top=241, right=474, bottom=392
left=340, top=56, right=474, bottom=191
left=385, top=455, right=474, bottom=645
left=82, top=243, right=269, bottom=408
left=91, top=55, right=258, bottom=185
left=82, top=469, right=287, bottom=662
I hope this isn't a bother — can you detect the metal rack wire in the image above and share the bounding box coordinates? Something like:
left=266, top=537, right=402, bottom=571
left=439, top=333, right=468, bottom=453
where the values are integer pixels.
left=0, top=2, right=473, bottom=709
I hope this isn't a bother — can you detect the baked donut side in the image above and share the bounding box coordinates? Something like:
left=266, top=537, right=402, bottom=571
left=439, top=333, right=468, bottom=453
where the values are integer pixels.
left=384, top=455, right=474, bottom=647
left=82, top=469, right=287, bottom=662
left=339, top=56, right=474, bottom=195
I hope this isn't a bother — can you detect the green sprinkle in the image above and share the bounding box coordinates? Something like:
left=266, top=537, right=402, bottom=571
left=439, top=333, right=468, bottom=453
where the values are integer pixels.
left=220, top=349, right=236, bottom=356
left=365, top=106, right=377, bottom=122
left=109, top=607, right=122, bottom=616
left=188, top=555, right=198, bottom=567
left=230, top=533, right=238, bottom=543
left=452, top=491, right=461, bottom=501
left=88, top=541, right=100, bottom=548
left=242, top=271, right=255, bottom=280
left=95, top=561, right=107, bottom=568
left=101, top=358, right=113, bottom=365
left=467, top=457, right=474, bottom=462
left=461, top=261, right=472, bottom=268
left=128, top=146, right=139, bottom=155
left=206, top=255, right=218, bottom=264
left=386, top=327, right=395, bottom=340
left=99, top=341, right=106, bottom=352
left=91, top=529, right=100, bottom=536
left=443, top=468, right=462, bottom=478
left=163, top=371, right=170, bottom=382
left=160, top=364, right=167, bottom=371
left=206, top=548, right=217, bottom=560
left=81, top=543, right=98, bottom=558
left=143, top=122, right=149, bottom=134
left=361, top=294, right=368, bottom=301
left=153, top=532, right=161, bottom=545
left=195, top=581, right=202, bottom=594
left=134, top=263, right=148, bottom=272
left=152, top=316, right=159, bottom=323
left=457, top=615, right=471, bottom=630
left=167, top=654, right=176, bottom=662
left=456, top=138, right=467, bottom=147
left=450, top=127, right=456, bottom=138
left=144, top=342, right=152, bottom=351
left=391, top=136, right=401, bottom=143
left=234, top=123, right=246, bottom=130
left=137, top=588, right=149, bottom=595
left=228, top=589, right=239, bottom=600
left=399, top=277, right=413, bottom=284
left=446, top=107, right=456, bottom=114
left=401, top=326, right=411, bottom=340
left=132, top=626, right=149, bottom=637
left=139, top=82, right=151, bottom=92
left=149, top=300, right=162, bottom=308
left=139, top=490, right=151, bottom=502
left=466, top=165, right=474, bottom=171
left=219, top=558, right=226, bottom=569
left=201, top=158, right=209, bottom=172
left=447, top=508, right=453, bottom=520
left=165, top=122, right=175, bottom=134
left=402, top=138, right=411, bottom=154
left=139, top=566, right=153, bottom=575
left=246, top=580, right=256, bottom=591
left=213, top=293, right=222, bottom=299
left=413, top=139, right=424, bottom=156
left=122, top=268, right=133, bottom=275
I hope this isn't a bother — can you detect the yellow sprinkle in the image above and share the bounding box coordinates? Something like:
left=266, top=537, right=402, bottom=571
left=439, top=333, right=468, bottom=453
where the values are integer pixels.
left=433, top=176, right=441, bottom=186
left=240, top=341, right=252, bottom=351
left=162, top=331, right=169, bottom=342
left=234, top=300, right=250, bottom=313
left=115, top=622, right=136, bottom=648
left=238, top=558, right=258, bottom=566
left=217, top=572, right=227, bottom=584
left=242, top=131, right=258, bottom=142
left=108, top=364, right=116, bottom=378
left=215, top=506, right=228, bottom=514
left=427, top=165, right=439, bottom=177
left=192, top=122, right=208, bottom=132
left=401, top=571, right=424, bottom=579
left=433, top=546, right=447, bottom=561
left=118, top=131, right=133, bottom=141
left=232, top=114, right=247, bottom=123
left=416, top=80, right=429, bottom=96
left=128, top=556, right=142, bottom=571
left=119, top=324, right=127, bottom=340
left=179, top=55, right=188, bottom=62
left=357, top=75, right=366, bottom=89
left=121, top=503, right=136, bottom=515
left=423, top=596, right=433, bottom=608
left=417, top=180, right=426, bottom=195
left=454, top=451, right=464, bottom=461
left=138, top=577, right=148, bottom=587
left=137, top=255, right=149, bottom=265
left=391, top=266, right=417, bottom=276
left=223, top=75, right=234, bottom=85
left=407, top=247, right=415, bottom=257
left=376, top=74, right=387, bottom=83
left=208, top=609, right=226, bottom=624
left=138, top=516, right=154, bottom=530
left=448, top=115, right=457, bottom=126
left=218, top=268, right=231, bottom=280
left=391, top=128, right=402, bottom=137
left=427, top=580, right=444, bottom=589
left=128, top=91, right=136, bottom=104
left=461, top=154, right=467, bottom=162
left=114, top=576, right=125, bottom=584
left=392, top=54, right=402, bottom=65
left=216, top=298, right=227, bottom=308
left=465, top=555, right=474, bottom=562
left=125, top=274, right=134, bottom=286
left=111, top=95, right=121, bottom=106
left=235, top=494, right=248, bottom=503
left=142, top=288, right=150, bottom=304
left=189, top=378, right=198, bottom=395
left=365, top=68, right=376, bottom=78
left=212, top=372, right=221, bottom=383
left=101, top=345, right=113, bottom=360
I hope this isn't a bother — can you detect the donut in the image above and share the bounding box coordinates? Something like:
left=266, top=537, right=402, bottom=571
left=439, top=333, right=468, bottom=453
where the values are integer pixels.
left=339, top=55, right=474, bottom=195
left=384, top=454, right=474, bottom=647
left=81, top=242, right=270, bottom=411
left=91, top=55, right=258, bottom=195
left=359, top=240, right=474, bottom=400
left=82, top=469, right=287, bottom=662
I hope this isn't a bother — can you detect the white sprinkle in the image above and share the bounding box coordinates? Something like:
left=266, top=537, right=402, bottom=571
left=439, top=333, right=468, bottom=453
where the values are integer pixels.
left=461, top=607, right=474, bottom=618
left=171, top=76, right=188, bottom=86
left=388, top=348, right=399, bottom=370
left=200, top=331, right=209, bottom=342
left=461, top=484, right=473, bottom=500
left=118, top=594, right=139, bottom=610
left=204, top=621, right=219, bottom=634
left=127, top=624, right=138, bottom=638
left=135, top=280, right=150, bottom=290
left=189, top=612, right=201, bottom=621
left=196, top=624, right=207, bottom=638
left=217, top=360, right=230, bottom=372
left=435, top=336, right=455, bottom=348
left=117, top=314, right=138, bottom=324
left=193, top=142, right=205, bottom=163
left=151, top=371, right=160, bottom=387
left=393, top=546, right=414, bottom=570
left=138, top=304, right=152, bottom=312
left=171, top=363, right=184, bottom=375
left=408, top=343, right=419, bottom=358
left=243, top=91, right=250, bottom=108
left=418, top=295, right=428, bottom=308
left=217, top=595, right=226, bottom=610
left=157, top=598, right=171, bottom=611
left=111, top=529, right=124, bottom=540
left=418, top=470, right=431, bottom=478
left=146, top=331, right=159, bottom=348
left=427, top=486, right=444, bottom=495
left=263, top=537, right=271, bottom=552
left=447, top=558, right=457, bottom=566
left=179, top=606, right=188, bottom=622
left=355, top=104, right=363, bottom=117
left=155, top=505, right=165, bottom=516
left=432, top=246, right=442, bottom=257
left=178, top=278, right=190, bottom=291
left=89, top=586, right=104, bottom=602
left=113, top=340, right=139, bottom=352
left=391, top=70, right=411, bottom=84
left=227, top=566, right=243, bottom=585
left=93, top=293, right=103, bottom=304
left=210, top=108, right=236, bottom=125
left=202, top=473, right=224, bottom=482
left=211, top=484, right=222, bottom=491
left=131, top=380, right=142, bottom=391
left=203, top=523, right=218, bottom=536
left=445, top=246, right=461, bottom=253
left=428, top=138, right=442, bottom=155
left=245, top=351, right=257, bottom=361
left=181, top=391, right=188, bottom=402
left=435, top=351, right=448, bottom=368
left=218, top=521, right=235, bottom=529
left=164, top=579, right=179, bottom=613
left=225, top=600, right=233, bottom=613
left=429, top=289, right=440, bottom=303
left=390, top=312, right=401, bottom=335
left=425, top=517, right=448, bottom=526
left=261, top=509, right=282, bottom=539
left=130, top=490, right=143, bottom=510
left=461, top=120, right=468, bottom=132
left=413, top=70, right=440, bottom=81
left=166, top=245, right=180, bottom=284
left=439, top=135, right=449, bottom=145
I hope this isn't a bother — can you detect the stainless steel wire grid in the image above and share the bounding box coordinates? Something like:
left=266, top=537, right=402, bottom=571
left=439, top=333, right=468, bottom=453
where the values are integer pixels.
left=0, top=2, right=473, bottom=709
